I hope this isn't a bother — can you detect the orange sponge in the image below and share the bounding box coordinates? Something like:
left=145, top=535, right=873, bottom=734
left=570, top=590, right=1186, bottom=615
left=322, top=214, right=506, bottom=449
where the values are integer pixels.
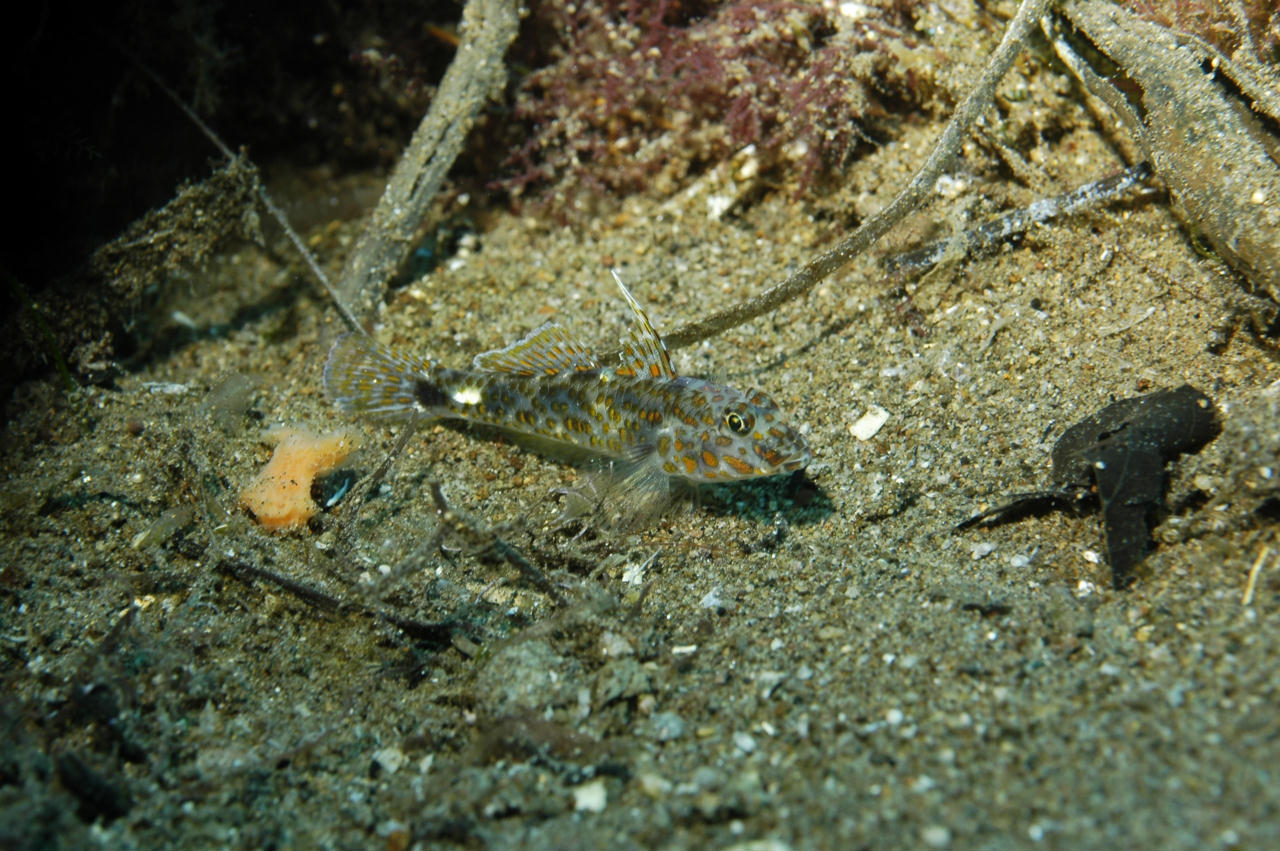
left=240, top=426, right=360, bottom=531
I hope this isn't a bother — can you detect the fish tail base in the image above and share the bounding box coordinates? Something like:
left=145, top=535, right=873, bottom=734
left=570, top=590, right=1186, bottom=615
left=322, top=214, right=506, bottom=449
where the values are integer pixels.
left=323, top=333, right=438, bottom=419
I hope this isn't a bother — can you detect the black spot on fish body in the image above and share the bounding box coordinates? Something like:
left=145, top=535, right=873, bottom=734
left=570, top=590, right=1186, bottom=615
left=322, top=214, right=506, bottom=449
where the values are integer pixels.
left=415, top=378, right=448, bottom=410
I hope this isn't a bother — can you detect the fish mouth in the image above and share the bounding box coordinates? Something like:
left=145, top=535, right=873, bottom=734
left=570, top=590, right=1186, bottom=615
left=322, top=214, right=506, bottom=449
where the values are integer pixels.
left=780, top=433, right=813, bottom=472
left=778, top=445, right=813, bottom=472
left=755, top=442, right=812, bottom=474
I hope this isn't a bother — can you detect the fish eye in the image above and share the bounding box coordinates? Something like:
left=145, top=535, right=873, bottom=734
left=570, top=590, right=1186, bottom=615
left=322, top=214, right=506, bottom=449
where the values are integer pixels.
left=724, top=409, right=754, bottom=434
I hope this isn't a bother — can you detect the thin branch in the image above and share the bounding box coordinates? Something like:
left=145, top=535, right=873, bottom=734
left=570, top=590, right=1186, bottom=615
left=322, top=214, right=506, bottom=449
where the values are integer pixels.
left=335, top=0, right=521, bottom=324
left=884, top=161, right=1153, bottom=275
left=125, top=45, right=364, bottom=333
left=215, top=558, right=458, bottom=646
left=657, top=0, right=1053, bottom=351
left=126, top=0, right=522, bottom=334
left=334, top=414, right=423, bottom=562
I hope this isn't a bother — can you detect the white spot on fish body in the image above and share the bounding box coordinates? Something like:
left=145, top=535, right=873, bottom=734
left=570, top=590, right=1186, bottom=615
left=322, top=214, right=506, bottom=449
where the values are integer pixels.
left=452, top=386, right=483, bottom=405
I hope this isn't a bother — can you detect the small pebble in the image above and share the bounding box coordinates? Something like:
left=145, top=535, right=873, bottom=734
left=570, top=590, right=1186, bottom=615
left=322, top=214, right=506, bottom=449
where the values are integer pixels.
left=573, top=778, right=607, bottom=813
left=922, top=825, right=952, bottom=848
left=651, top=712, right=686, bottom=742
left=371, top=746, right=406, bottom=776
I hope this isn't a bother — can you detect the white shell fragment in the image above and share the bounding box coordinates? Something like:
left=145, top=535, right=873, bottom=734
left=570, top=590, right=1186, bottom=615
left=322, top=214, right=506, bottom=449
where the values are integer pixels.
left=850, top=405, right=891, bottom=441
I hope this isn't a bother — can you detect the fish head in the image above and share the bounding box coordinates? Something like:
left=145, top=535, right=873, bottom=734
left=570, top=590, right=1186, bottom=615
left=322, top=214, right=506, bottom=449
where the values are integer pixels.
left=660, top=380, right=811, bottom=482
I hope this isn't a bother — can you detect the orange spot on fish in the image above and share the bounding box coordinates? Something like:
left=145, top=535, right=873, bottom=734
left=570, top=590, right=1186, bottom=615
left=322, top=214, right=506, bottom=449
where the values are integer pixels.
left=758, top=449, right=783, bottom=466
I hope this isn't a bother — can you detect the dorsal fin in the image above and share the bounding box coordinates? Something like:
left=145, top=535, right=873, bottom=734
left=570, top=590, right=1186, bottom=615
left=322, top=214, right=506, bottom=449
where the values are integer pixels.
left=473, top=321, right=601, bottom=376
left=611, top=269, right=676, bottom=381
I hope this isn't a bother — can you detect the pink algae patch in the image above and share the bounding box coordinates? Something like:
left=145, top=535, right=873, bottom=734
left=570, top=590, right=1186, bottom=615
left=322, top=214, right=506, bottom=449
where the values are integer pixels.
left=240, top=426, right=360, bottom=532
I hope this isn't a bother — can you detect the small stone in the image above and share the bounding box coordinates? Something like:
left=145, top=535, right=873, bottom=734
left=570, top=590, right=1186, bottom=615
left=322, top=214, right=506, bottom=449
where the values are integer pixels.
left=969, top=542, right=996, bottom=560
left=638, top=771, right=673, bottom=797
left=377, top=820, right=411, bottom=851
left=922, top=824, right=952, bottom=848
left=911, top=775, right=937, bottom=793
left=650, top=712, right=686, bottom=742
left=599, top=630, right=635, bottom=658
left=573, top=778, right=607, bottom=813
left=700, top=588, right=726, bottom=610
left=372, top=746, right=406, bottom=776
left=475, top=640, right=573, bottom=716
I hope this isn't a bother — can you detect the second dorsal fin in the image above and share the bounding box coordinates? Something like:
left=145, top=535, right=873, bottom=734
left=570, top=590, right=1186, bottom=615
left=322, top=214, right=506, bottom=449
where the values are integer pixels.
left=473, top=321, right=600, bottom=376
left=611, top=269, right=676, bottom=381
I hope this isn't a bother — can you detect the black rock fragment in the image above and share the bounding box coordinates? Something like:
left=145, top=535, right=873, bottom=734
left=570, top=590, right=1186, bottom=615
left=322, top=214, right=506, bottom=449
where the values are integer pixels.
left=957, top=385, right=1220, bottom=588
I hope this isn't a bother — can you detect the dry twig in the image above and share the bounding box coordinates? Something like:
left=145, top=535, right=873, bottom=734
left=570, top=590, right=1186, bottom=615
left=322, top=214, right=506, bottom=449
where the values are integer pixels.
left=334, top=0, right=521, bottom=324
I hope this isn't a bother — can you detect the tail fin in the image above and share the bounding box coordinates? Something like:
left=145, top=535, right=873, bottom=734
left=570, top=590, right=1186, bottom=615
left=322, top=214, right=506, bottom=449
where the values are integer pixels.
left=323, top=333, right=436, bottom=419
